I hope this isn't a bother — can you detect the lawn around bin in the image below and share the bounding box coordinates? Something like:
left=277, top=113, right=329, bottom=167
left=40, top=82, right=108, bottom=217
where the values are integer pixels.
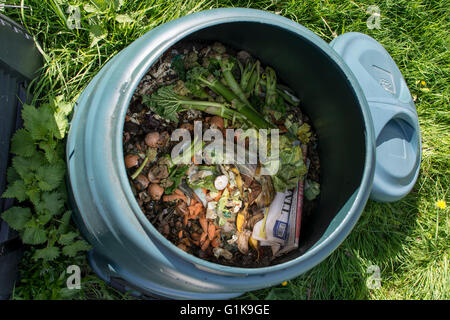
left=2, top=0, right=448, bottom=300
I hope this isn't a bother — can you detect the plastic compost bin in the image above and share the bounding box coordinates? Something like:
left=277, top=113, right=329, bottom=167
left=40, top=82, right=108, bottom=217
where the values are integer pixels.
left=0, top=13, right=42, bottom=300
left=66, top=8, right=421, bottom=299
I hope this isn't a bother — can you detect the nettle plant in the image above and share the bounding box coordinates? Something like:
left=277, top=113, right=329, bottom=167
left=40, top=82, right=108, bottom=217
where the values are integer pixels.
left=2, top=96, right=90, bottom=261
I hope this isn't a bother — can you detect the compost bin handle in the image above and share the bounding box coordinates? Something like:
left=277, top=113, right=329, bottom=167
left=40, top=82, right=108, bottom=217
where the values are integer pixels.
left=330, top=32, right=421, bottom=202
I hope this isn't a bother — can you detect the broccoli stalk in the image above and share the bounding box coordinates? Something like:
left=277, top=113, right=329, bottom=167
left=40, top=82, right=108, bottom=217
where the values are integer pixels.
left=186, top=65, right=240, bottom=103
left=259, top=77, right=300, bottom=107
left=218, top=58, right=253, bottom=109
left=169, top=138, right=205, bottom=167
left=245, top=60, right=261, bottom=96
left=143, top=85, right=245, bottom=123
left=200, top=75, right=239, bottom=102
left=264, top=67, right=278, bottom=107
left=240, top=60, right=257, bottom=93
left=186, top=67, right=275, bottom=129
left=276, top=85, right=300, bottom=107
left=131, top=147, right=157, bottom=180
left=215, top=59, right=275, bottom=129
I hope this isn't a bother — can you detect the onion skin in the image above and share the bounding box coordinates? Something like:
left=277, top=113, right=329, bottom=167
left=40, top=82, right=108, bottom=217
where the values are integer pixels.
left=145, top=132, right=160, bottom=148
left=148, top=183, right=164, bottom=200
left=125, top=154, right=139, bottom=168
left=209, top=116, right=224, bottom=131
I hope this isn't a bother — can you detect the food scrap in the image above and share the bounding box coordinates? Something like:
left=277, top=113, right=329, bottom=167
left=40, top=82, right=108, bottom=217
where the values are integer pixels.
left=123, top=41, right=321, bottom=267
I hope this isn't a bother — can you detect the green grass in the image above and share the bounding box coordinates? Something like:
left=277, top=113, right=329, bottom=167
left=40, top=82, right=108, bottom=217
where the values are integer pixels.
left=3, top=0, right=448, bottom=300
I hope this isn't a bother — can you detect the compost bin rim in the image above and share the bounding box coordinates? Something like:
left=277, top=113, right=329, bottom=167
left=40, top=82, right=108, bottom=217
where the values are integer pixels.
left=115, top=8, right=376, bottom=274
left=68, top=8, right=375, bottom=276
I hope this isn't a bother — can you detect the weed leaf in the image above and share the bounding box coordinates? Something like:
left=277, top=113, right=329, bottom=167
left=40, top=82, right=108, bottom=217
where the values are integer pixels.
left=62, top=240, right=91, bottom=257
left=1, top=207, right=32, bottom=231
left=2, top=179, right=28, bottom=202
left=22, top=226, right=47, bottom=245
left=10, top=129, right=35, bottom=157
left=33, top=246, right=60, bottom=261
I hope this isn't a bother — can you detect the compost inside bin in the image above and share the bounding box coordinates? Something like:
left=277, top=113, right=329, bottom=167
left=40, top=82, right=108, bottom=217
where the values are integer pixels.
left=122, top=40, right=321, bottom=268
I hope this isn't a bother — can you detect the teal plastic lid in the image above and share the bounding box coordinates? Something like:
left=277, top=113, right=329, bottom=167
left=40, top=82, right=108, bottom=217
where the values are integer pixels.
left=330, top=32, right=421, bottom=202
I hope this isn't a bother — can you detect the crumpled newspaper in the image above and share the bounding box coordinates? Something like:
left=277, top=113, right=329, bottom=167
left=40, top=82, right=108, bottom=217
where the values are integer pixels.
left=251, top=145, right=308, bottom=257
